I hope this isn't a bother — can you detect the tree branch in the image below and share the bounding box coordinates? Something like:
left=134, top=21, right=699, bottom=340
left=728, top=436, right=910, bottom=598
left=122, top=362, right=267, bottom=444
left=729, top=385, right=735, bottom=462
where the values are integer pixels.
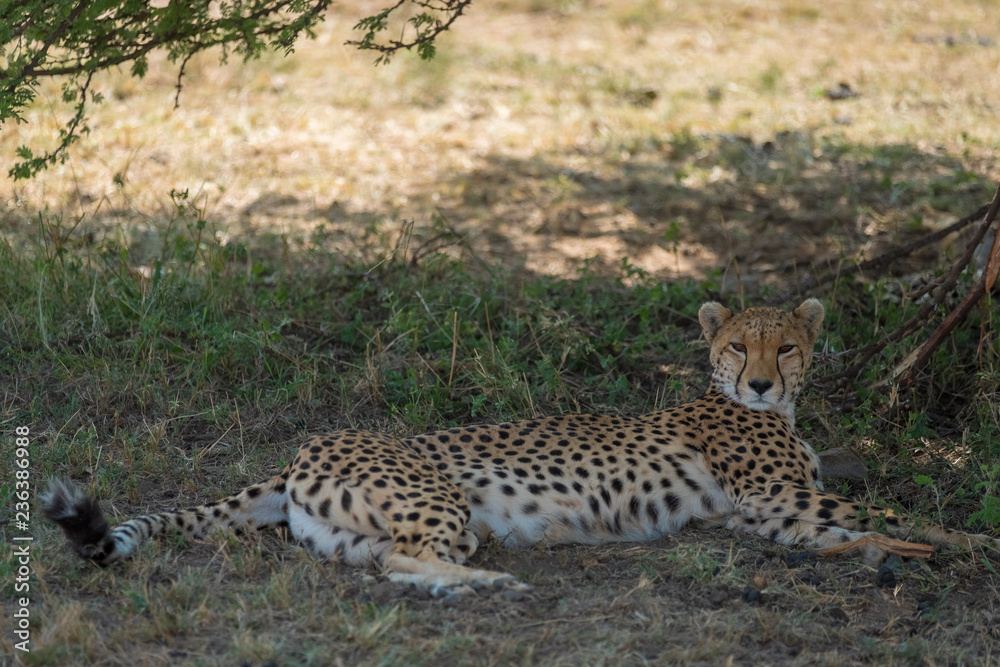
left=815, top=185, right=1000, bottom=394
left=890, top=183, right=1000, bottom=389
left=347, top=0, right=473, bottom=63
left=2, top=0, right=335, bottom=178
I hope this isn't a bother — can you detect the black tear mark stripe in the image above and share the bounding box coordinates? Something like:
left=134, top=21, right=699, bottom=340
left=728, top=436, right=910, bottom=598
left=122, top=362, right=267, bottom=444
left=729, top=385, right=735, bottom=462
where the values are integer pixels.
left=775, top=353, right=786, bottom=395
left=735, top=354, right=747, bottom=399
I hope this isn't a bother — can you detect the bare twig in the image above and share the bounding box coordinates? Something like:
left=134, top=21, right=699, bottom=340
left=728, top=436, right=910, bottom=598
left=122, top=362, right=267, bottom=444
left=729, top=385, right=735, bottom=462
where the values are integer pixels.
left=174, top=52, right=195, bottom=109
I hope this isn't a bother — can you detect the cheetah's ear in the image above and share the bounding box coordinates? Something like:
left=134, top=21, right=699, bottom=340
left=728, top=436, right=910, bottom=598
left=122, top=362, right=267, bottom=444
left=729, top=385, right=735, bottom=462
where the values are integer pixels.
left=699, top=302, right=732, bottom=343
left=793, top=298, right=825, bottom=340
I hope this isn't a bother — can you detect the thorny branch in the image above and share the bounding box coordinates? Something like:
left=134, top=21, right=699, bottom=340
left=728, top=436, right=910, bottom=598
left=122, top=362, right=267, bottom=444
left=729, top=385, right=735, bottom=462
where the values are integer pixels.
left=347, top=0, right=473, bottom=63
left=812, top=183, right=1000, bottom=398
left=890, top=183, right=1000, bottom=390
left=2, top=0, right=334, bottom=178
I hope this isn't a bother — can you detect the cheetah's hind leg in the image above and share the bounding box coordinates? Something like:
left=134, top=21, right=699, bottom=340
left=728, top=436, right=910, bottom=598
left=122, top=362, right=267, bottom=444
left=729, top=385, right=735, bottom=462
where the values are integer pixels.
left=286, top=430, right=532, bottom=599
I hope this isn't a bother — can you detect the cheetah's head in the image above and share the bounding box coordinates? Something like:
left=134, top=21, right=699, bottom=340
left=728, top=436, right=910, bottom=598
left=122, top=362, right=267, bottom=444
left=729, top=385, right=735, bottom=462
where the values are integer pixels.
left=698, top=298, right=825, bottom=420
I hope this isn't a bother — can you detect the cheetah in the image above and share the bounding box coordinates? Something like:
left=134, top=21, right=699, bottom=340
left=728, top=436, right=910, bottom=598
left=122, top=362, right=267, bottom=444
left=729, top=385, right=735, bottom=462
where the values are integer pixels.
left=43, top=299, right=1000, bottom=595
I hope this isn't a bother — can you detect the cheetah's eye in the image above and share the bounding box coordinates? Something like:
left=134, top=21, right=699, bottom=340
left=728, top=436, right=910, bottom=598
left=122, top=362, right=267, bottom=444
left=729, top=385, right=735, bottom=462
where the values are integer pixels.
left=777, top=345, right=795, bottom=354
left=730, top=342, right=747, bottom=353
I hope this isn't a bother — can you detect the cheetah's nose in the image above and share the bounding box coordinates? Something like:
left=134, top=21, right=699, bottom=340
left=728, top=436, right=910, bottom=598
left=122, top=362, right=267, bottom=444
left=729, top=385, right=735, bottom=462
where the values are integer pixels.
left=748, top=379, right=773, bottom=395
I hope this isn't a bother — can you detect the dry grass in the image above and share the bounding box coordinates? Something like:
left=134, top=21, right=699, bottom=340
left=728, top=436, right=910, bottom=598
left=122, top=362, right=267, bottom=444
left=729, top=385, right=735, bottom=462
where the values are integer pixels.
left=3, top=1, right=1000, bottom=665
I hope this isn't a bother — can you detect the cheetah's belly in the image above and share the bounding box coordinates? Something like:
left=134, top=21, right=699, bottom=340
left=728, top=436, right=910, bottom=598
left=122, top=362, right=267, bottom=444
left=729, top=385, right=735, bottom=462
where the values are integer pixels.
left=462, top=457, right=736, bottom=547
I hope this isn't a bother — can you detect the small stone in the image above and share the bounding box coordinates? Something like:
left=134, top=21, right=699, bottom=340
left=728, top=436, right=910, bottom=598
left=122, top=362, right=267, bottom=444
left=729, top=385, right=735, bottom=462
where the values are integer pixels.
left=785, top=551, right=818, bottom=568
left=742, top=586, right=761, bottom=604
left=917, top=600, right=934, bottom=617
left=503, top=588, right=528, bottom=602
left=817, top=448, right=867, bottom=480
left=825, top=82, right=859, bottom=100
left=799, top=572, right=822, bottom=587
left=875, top=564, right=897, bottom=588
left=826, top=607, right=849, bottom=623
left=707, top=587, right=730, bottom=606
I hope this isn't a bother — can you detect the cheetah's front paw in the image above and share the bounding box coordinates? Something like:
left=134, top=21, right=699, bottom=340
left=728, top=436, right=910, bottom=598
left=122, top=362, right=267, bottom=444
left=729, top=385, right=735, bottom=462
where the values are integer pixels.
left=388, top=570, right=532, bottom=601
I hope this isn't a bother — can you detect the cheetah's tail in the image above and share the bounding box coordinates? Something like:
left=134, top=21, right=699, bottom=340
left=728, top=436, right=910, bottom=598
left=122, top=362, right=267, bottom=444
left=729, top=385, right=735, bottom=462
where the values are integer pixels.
left=41, top=468, right=291, bottom=565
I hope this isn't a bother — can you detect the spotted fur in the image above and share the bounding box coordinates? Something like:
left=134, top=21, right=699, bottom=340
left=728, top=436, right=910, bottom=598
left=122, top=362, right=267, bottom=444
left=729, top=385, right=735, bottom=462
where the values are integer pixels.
left=43, top=299, right=999, bottom=593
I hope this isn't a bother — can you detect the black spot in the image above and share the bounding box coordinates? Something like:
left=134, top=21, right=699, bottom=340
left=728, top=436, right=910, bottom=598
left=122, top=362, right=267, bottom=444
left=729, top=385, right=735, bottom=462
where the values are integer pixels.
left=341, top=489, right=353, bottom=513
left=318, top=499, right=331, bottom=518
left=501, top=485, right=516, bottom=496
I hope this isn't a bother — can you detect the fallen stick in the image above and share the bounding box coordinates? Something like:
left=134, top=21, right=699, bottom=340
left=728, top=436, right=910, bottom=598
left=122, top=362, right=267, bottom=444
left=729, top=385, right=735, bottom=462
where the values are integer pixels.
left=816, top=533, right=934, bottom=559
